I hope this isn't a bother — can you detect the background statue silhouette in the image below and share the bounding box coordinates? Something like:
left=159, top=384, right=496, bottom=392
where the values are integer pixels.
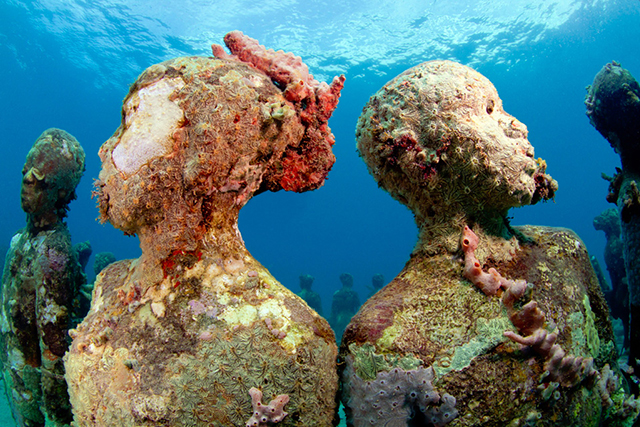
left=1, top=128, right=86, bottom=427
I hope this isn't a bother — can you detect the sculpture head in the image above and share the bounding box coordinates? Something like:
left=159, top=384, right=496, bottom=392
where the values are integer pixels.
left=356, top=60, right=555, bottom=248
left=299, top=274, right=315, bottom=291
left=96, top=33, right=344, bottom=260
left=21, top=128, right=85, bottom=229
left=371, top=273, right=385, bottom=291
left=585, top=61, right=640, bottom=173
left=340, top=273, right=354, bottom=289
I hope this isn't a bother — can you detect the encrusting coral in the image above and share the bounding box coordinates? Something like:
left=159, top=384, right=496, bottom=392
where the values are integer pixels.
left=1, top=129, right=86, bottom=427
left=64, top=32, right=344, bottom=426
left=340, top=60, right=637, bottom=426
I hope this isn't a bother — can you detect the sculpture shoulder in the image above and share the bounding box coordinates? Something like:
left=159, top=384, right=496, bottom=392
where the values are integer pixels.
left=514, top=224, right=584, bottom=247
left=512, top=225, right=593, bottom=275
left=92, top=259, right=136, bottom=298
left=98, top=259, right=133, bottom=278
left=3, top=225, right=78, bottom=279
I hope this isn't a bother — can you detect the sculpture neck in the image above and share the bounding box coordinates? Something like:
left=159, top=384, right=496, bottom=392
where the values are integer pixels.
left=135, top=206, right=250, bottom=281
left=26, top=212, right=61, bottom=233
left=413, top=208, right=512, bottom=256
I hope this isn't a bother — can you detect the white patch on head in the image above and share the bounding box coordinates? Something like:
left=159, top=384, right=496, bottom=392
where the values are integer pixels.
left=112, top=77, right=185, bottom=175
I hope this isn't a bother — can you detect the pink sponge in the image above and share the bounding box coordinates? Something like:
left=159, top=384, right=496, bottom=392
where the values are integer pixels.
left=461, top=225, right=526, bottom=297
left=213, top=31, right=344, bottom=116
left=461, top=225, right=596, bottom=388
left=245, top=387, right=289, bottom=427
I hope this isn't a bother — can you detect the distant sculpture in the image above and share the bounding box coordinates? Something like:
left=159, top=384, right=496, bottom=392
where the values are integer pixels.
left=65, top=32, right=344, bottom=426
left=586, top=61, right=640, bottom=380
left=74, top=251, right=117, bottom=328
left=93, top=251, right=116, bottom=278
left=0, top=128, right=86, bottom=427
left=340, top=60, right=636, bottom=426
left=594, top=208, right=629, bottom=348
left=329, top=273, right=360, bottom=341
left=366, top=273, right=385, bottom=297
left=297, top=274, right=323, bottom=315
left=589, top=255, right=611, bottom=295
left=73, top=241, right=92, bottom=275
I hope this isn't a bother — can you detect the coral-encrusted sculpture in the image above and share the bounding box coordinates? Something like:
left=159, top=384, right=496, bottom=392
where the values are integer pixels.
left=1, top=128, right=86, bottom=427
left=64, top=32, right=344, bottom=426
left=297, top=274, right=323, bottom=316
left=329, top=273, right=360, bottom=342
left=585, top=61, right=640, bottom=380
left=341, top=60, right=636, bottom=426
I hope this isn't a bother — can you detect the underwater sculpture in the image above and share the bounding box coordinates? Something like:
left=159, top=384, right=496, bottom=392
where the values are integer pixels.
left=0, top=128, right=86, bottom=427
left=586, top=61, right=640, bottom=384
left=64, top=31, right=344, bottom=426
left=366, top=273, right=385, bottom=298
left=594, top=208, right=629, bottom=348
left=73, top=241, right=92, bottom=276
left=340, top=60, right=639, bottom=426
left=297, top=274, right=323, bottom=316
left=329, top=273, right=360, bottom=342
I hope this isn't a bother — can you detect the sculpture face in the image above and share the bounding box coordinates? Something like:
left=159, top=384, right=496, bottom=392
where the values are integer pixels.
left=20, top=162, right=49, bottom=215
left=111, top=77, right=186, bottom=178
left=450, top=72, right=538, bottom=207
left=96, top=74, right=190, bottom=233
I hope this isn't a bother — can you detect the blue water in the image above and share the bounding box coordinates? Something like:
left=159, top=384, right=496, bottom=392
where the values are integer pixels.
left=0, top=0, right=639, bottom=425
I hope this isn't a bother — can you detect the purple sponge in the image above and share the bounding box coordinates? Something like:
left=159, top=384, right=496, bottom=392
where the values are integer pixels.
left=245, top=387, right=289, bottom=427
left=342, top=360, right=458, bottom=426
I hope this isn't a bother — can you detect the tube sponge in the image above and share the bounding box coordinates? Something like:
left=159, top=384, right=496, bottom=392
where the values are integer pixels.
left=213, top=31, right=345, bottom=193
left=462, top=225, right=596, bottom=388
left=461, top=225, right=527, bottom=298
left=245, top=387, right=289, bottom=427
